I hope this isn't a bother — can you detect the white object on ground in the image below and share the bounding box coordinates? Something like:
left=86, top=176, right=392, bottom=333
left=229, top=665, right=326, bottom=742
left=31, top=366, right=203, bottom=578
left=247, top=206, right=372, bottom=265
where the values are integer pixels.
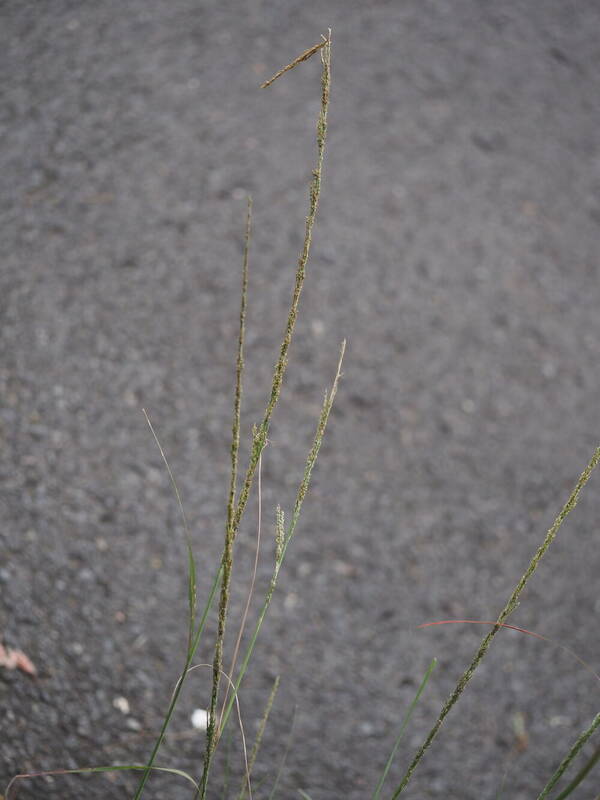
left=191, top=708, right=209, bottom=731
left=113, top=696, right=130, bottom=715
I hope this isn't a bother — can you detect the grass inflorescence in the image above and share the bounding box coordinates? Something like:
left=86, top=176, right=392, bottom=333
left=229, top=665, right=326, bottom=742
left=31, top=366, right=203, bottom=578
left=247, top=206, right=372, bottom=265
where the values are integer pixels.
left=392, top=447, right=600, bottom=797
left=198, top=30, right=333, bottom=799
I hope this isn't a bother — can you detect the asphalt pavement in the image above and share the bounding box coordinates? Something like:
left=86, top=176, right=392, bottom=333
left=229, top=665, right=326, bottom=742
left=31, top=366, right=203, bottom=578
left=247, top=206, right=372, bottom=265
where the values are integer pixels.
left=1, top=2, right=600, bottom=798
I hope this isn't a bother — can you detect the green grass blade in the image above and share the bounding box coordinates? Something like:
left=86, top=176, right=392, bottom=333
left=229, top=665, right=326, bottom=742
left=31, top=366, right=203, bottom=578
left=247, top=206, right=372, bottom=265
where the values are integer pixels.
left=537, top=711, right=600, bottom=799
left=142, top=409, right=197, bottom=645
left=130, top=548, right=224, bottom=799
left=374, top=658, right=437, bottom=800
left=130, top=557, right=223, bottom=800
left=553, top=744, right=600, bottom=799
left=191, top=561, right=223, bottom=656
left=132, top=411, right=199, bottom=799
left=392, top=447, right=600, bottom=796
left=218, top=343, right=345, bottom=738
left=297, top=791, right=314, bottom=800
left=5, top=764, right=198, bottom=799
left=131, top=659, right=194, bottom=800
left=129, top=547, right=221, bottom=800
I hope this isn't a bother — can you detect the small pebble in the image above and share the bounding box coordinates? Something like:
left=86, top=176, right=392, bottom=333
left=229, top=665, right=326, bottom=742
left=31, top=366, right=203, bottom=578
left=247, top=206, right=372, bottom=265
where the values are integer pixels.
left=191, top=708, right=208, bottom=731
left=113, top=696, right=130, bottom=715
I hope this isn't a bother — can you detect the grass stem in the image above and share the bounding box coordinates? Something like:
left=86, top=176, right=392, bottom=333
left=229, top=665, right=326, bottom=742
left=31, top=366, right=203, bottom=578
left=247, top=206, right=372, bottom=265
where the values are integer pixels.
left=218, top=342, right=345, bottom=739
left=552, top=744, right=600, bottom=800
left=198, top=32, right=332, bottom=799
left=392, top=446, right=600, bottom=796
left=537, top=713, right=600, bottom=799
left=132, top=411, right=197, bottom=799
left=374, top=659, right=437, bottom=799
left=219, top=198, right=253, bottom=731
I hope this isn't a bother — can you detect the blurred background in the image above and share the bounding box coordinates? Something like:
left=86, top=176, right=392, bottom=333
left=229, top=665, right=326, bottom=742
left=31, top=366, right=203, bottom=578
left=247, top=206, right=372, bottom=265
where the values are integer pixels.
left=1, top=2, right=599, bottom=798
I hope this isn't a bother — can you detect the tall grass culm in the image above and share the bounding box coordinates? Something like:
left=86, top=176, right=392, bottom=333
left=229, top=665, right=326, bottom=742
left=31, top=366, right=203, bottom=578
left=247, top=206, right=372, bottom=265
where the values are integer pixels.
left=5, top=29, right=337, bottom=800
left=137, top=28, right=600, bottom=799
left=390, top=446, right=600, bottom=799
left=5, top=30, right=600, bottom=800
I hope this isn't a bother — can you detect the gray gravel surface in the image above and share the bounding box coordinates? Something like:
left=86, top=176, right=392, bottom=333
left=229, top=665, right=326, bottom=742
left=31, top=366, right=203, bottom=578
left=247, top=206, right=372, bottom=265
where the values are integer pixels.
left=2, top=2, right=600, bottom=798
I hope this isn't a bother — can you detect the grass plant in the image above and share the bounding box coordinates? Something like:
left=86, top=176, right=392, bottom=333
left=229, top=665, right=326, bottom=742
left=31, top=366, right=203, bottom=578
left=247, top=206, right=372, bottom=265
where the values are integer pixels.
left=198, top=30, right=333, bottom=799
left=6, top=30, right=600, bottom=800
left=391, top=447, right=600, bottom=797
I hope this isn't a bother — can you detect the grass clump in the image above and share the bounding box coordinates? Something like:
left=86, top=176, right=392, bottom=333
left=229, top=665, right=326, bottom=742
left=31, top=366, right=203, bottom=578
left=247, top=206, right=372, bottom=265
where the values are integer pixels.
left=199, top=30, right=333, bottom=799
left=6, top=30, right=600, bottom=800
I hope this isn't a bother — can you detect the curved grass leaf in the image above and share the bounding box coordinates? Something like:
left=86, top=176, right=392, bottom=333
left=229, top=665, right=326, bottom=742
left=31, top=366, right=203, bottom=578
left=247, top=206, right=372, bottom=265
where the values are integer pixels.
left=6, top=764, right=198, bottom=799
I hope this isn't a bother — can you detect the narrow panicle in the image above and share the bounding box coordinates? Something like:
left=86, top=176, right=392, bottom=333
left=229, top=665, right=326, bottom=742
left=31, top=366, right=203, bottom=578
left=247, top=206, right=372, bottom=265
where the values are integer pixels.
left=392, top=446, right=600, bottom=797
left=217, top=341, right=345, bottom=741
left=198, top=33, right=333, bottom=799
